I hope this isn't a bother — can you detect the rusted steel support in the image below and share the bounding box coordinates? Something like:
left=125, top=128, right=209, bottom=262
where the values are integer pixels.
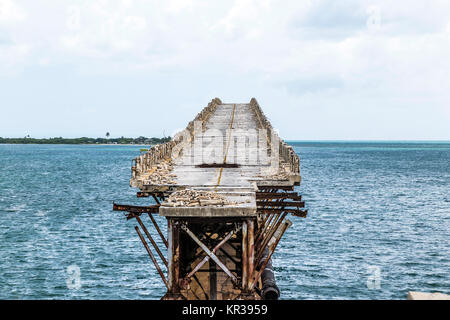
left=257, top=201, right=305, bottom=208
left=256, top=192, right=302, bottom=200
left=256, top=213, right=280, bottom=253
left=256, top=212, right=287, bottom=263
left=181, top=224, right=238, bottom=283
left=168, top=219, right=181, bottom=293
left=259, top=208, right=307, bottom=217
left=137, top=191, right=165, bottom=200
left=183, top=225, right=241, bottom=283
left=134, top=226, right=169, bottom=289
left=147, top=213, right=168, bottom=248
left=250, top=220, right=290, bottom=290
left=242, top=221, right=248, bottom=290
left=136, top=216, right=168, bottom=267
left=151, top=194, right=161, bottom=205
left=247, top=219, right=255, bottom=290
left=257, top=212, right=285, bottom=254
left=291, top=209, right=308, bottom=218
left=255, top=214, right=274, bottom=245
left=136, top=192, right=149, bottom=197
left=113, top=202, right=159, bottom=213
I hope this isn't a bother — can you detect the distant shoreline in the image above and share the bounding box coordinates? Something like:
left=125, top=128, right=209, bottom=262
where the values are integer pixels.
left=0, top=143, right=152, bottom=146
left=0, top=136, right=171, bottom=145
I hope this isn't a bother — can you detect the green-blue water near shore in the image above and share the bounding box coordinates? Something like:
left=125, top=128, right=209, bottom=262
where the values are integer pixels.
left=0, top=142, right=448, bottom=299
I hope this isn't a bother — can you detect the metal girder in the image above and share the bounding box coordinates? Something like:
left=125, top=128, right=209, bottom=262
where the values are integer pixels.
left=256, top=200, right=305, bottom=208
left=257, top=208, right=307, bottom=217
left=242, top=221, right=248, bottom=290
left=256, top=192, right=302, bottom=200
left=113, top=203, right=159, bottom=213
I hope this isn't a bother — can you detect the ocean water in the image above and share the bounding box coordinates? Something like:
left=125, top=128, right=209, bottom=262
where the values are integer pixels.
left=0, top=142, right=448, bottom=300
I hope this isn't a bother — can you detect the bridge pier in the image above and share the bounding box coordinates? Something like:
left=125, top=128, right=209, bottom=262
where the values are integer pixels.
left=113, top=98, right=307, bottom=300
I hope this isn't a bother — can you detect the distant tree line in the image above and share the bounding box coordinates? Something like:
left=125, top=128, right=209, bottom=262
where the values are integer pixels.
left=0, top=136, right=171, bottom=145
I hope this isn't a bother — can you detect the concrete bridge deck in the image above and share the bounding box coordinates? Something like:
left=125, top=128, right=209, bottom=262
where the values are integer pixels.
left=130, top=98, right=301, bottom=217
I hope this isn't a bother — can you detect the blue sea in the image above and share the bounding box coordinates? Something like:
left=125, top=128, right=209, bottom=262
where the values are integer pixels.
left=0, top=142, right=448, bottom=299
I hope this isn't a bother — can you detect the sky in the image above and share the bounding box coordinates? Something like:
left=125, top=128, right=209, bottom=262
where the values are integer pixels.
left=0, top=0, right=449, bottom=140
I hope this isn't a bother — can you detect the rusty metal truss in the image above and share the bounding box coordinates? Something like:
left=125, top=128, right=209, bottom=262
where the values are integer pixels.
left=113, top=187, right=307, bottom=300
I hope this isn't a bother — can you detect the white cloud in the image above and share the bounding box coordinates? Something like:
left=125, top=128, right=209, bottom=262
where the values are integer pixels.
left=0, top=0, right=449, bottom=139
left=0, top=0, right=26, bottom=23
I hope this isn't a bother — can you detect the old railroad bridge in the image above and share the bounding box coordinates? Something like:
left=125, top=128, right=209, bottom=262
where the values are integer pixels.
left=113, top=98, right=307, bottom=300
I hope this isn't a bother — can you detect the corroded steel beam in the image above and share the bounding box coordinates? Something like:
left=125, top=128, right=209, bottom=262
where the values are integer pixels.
left=168, top=219, right=181, bottom=294
left=255, top=214, right=274, bottom=245
left=136, top=191, right=165, bottom=198
left=135, top=226, right=169, bottom=289
left=256, top=192, right=302, bottom=200
left=257, top=208, right=307, bottom=217
left=113, top=203, right=159, bottom=213
left=255, top=212, right=287, bottom=263
left=242, top=221, right=248, bottom=290
left=250, top=220, right=290, bottom=290
left=257, top=200, right=305, bottom=208
left=147, top=213, right=168, bottom=248
left=247, top=219, right=255, bottom=290
left=136, top=216, right=168, bottom=267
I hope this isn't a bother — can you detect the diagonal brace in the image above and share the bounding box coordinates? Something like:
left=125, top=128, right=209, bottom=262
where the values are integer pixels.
left=180, top=224, right=237, bottom=283
left=185, top=225, right=241, bottom=282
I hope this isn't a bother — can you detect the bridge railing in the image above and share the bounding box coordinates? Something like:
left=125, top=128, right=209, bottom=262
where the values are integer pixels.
left=131, top=98, right=222, bottom=180
left=249, top=98, right=300, bottom=175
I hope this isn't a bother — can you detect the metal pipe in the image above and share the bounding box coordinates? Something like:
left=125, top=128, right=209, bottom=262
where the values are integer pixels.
left=259, top=247, right=280, bottom=300
left=135, top=226, right=169, bottom=289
